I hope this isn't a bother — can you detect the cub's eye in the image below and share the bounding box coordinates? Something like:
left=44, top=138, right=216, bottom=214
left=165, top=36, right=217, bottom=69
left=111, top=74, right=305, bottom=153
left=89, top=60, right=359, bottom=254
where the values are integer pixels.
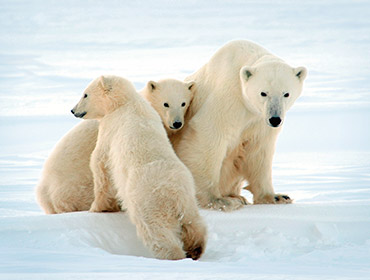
left=84, top=94, right=88, bottom=98
left=163, top=103, right=169, bottom=108
left=181, top=102, right=186, bottom=107
left=261, top=92, right=267, bottom=97
left=284, top=93, right=290, bottom=98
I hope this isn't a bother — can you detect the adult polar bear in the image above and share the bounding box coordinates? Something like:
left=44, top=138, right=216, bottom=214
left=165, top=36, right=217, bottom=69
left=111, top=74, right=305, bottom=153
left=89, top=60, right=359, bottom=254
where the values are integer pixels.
left=174, top=39, right=307, bottom=211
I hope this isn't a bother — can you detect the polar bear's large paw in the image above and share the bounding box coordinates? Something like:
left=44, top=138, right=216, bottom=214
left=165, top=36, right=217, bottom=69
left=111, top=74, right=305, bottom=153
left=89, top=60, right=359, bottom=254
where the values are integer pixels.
left=207, top=195, right=249, bottom=211
left=254, top=193, right=292, bottom=204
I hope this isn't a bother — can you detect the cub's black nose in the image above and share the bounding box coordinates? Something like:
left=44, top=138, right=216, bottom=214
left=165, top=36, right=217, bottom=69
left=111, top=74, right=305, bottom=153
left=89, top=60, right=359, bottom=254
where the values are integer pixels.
left=173, top=121, right=183, bottom=129
left=71, top=109, right=75, bottom=115
left=269, top=117, right=282, bottom=127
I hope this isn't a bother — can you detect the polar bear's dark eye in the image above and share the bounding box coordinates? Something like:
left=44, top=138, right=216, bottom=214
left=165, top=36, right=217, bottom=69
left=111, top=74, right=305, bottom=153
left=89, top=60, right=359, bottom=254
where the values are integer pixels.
left=181, top=102, right=186, bottom=107
left=284, top=93, right=290, bottom=98
left=261, top=92, right=267, bottom=97
left=84, top=94, right=88, bottom=98
left=164, top=103, right=169, bottom=108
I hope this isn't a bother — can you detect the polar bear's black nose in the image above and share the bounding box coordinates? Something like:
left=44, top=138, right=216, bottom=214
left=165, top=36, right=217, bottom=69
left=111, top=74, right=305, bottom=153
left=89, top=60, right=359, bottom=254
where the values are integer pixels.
left=173, top=121, right=183, bottom=129
left=269, top=117, right=282, bottom=127
left=71, top=109, right=75, bottom=115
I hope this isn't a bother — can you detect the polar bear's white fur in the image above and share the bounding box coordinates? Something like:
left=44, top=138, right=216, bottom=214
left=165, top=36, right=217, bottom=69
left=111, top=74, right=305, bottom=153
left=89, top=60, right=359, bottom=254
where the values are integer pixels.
left=36, top=120, right=98, bottom=214
left=175, top=40, right=307, bottom=211
left=71, top=75, right=207, bottom=260
left=36, top=79, right=194, bottom=214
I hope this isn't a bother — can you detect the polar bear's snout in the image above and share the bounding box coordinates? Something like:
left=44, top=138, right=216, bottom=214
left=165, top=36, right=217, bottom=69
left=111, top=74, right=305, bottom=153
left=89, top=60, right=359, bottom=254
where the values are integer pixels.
left=71, top=107, right=87, bottom=118
left=167, top=113, right=184, bottom=131
left=265, top=95, right=285, bottom=128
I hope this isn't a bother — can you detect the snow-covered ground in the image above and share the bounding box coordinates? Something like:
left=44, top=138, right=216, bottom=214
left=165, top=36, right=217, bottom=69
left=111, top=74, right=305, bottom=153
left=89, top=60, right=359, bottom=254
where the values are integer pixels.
left=1, top=0, right=370, bottom=279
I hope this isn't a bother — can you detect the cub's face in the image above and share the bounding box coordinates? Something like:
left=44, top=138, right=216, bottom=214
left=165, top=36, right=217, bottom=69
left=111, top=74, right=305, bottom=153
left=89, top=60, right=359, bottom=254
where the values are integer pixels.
left=146, top=79, right=195, bottom=132
left=71, top=77, right=107, bottom=120
left=240, top=62, right=307, bottom=128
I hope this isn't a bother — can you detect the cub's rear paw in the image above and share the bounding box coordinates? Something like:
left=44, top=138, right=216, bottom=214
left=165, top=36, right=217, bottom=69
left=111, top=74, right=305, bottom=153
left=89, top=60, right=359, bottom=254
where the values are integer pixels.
left=254, top=193, right=292, bottom=204
left=206, top=195, right=249, bottom=211
left=89, top=199, right=121, bottom=213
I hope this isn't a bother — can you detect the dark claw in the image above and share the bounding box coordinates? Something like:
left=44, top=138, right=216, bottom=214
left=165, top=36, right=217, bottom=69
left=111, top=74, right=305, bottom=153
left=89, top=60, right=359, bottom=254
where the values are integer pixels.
left=282, top=195, right=290, bottom=200
left=186, top=246, right=203, bottom=260
left=275, top=196, right=280, bottom=202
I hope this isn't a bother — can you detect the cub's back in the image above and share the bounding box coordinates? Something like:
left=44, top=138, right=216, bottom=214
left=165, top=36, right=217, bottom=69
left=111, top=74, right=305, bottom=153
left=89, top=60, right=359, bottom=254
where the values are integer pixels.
left=100, top=94, right=178, bottom=169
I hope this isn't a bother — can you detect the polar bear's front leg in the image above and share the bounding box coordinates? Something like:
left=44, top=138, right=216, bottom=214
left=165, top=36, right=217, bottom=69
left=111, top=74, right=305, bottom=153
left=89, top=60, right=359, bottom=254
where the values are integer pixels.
left=89, top=149, right=120, bottom=212
left=241, top=136, right=292, bottom=204
left=176, top=122, right=247, bottom=211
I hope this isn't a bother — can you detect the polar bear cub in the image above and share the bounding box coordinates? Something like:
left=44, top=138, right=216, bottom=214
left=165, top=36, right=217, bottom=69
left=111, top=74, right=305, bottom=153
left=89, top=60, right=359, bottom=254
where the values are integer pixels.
left=71, top=75, right=207, bottom=260
left=141, top=79, right=195, bottom=136
left=36, top=120, right=98, bottom=214
left=36, top=78, right=195, bottom=214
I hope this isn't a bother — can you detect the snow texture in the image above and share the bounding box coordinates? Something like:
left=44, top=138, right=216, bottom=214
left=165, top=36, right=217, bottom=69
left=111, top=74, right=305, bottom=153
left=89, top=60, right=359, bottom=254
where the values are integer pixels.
left=1, top=0, right=370, bottom=279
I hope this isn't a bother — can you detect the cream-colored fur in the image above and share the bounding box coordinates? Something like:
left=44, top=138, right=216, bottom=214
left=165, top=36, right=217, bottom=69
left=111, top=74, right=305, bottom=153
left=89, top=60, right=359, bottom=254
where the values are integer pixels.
left=36, top=79, right=194, bottom=214
left=36, top=120, right=98, bottom=214
left=175, top=39, right=307, bottom=211
left=72, top=75, right=206, bottom=260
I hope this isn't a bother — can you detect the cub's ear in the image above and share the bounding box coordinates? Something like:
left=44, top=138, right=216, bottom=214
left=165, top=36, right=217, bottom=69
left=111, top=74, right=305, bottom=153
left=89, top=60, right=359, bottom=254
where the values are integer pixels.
left=294, top=67, right=307, bottom=81
left=99, top=75, right=113, bottom=93
left=240, top=66, right=255, bottom=81
left=187, top=81, right=196, bottom=92
left=147, top=81, right=157, bottom=92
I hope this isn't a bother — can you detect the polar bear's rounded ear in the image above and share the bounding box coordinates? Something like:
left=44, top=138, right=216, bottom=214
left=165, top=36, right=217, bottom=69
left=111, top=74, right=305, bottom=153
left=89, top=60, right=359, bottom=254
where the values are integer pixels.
left=147, top=81, right=157, bottom=92
left=99, top=75, right=112, bottom=93
left=294, top=67, right=307, bottom=81
left=187, top=81, right=196, bottom=92
left=240, top=66, right=255, bottom=82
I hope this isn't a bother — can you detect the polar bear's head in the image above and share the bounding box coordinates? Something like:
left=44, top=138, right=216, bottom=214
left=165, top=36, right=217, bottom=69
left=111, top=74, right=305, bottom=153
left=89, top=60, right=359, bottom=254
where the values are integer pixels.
left=240, top=62, right=307, bottom=128
left=71, top=75, right=136, bottom=120
left=144, top=79, right=195, bottom=134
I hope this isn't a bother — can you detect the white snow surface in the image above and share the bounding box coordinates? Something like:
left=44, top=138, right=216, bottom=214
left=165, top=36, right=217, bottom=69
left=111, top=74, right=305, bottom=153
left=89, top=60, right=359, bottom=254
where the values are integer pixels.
left=1, top=0, right=370, bottom=279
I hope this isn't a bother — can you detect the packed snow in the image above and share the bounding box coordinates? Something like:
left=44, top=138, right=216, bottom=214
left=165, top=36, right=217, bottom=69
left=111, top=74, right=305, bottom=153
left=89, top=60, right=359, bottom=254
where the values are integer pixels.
left=1, top=0, right=370, bottom=279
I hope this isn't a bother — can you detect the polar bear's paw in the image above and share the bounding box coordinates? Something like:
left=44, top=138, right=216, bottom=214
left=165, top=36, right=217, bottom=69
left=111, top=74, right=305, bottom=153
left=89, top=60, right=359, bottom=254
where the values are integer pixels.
left=254, top=193, right=292, bottom=204
left=89, top=198, right=121, bottom=213
left=207, top=195, right=249, bottom=211
left=274, top=194, right=292, bottom=204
